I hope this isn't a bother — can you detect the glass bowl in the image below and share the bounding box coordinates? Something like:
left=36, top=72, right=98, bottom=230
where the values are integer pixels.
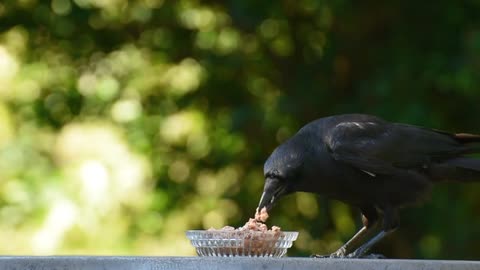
left=186, top=229, right=299, bottom=257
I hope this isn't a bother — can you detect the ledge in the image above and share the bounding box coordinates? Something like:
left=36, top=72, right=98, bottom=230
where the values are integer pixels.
left=0, top=256, right=479, bottom=270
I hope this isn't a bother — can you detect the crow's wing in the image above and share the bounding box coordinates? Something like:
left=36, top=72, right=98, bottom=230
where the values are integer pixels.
left=324, top=120, right=468, bottom=176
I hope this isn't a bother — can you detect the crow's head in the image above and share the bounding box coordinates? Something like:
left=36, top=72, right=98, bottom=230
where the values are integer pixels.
left=257, top=137, right=306, bottom=212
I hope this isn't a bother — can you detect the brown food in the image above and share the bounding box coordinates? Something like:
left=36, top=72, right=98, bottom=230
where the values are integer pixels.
left=211, top=218, right=281, bottom=234
left=204, top=210, right=283, bottom=256
left=254, top=207, right=269, bottom=222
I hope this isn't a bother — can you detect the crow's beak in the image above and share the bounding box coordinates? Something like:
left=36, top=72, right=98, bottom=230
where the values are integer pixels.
left=257, top=177, right=286, bottom=211
left=257, top=191, right=274, bottom=212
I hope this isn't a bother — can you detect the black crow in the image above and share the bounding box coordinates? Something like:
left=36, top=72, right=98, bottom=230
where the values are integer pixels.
left=257, top=114, right=480, bottom=258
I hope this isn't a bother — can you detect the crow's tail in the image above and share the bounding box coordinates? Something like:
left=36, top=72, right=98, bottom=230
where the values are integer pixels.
left=454, top=133, right=480, bottom=144
left=430, top=133, right=480, bottom=182
left=430, top=158, right=480, bottom=182
left=454, top=133, right=480, bottom=153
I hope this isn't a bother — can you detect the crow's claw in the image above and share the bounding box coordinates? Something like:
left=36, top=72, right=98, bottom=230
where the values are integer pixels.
left=346, top=252, right=387, bottom=259
left=361, top=253, right=387, bottom=259
left=310, top=254, right=330, bottom=258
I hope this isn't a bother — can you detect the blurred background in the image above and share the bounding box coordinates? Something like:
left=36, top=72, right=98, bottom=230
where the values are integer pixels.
left=1, top=0, right=480, bottom=259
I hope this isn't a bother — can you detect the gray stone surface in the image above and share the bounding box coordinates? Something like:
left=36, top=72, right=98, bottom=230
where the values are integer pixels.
left=0, top=256, right=479, bottom=270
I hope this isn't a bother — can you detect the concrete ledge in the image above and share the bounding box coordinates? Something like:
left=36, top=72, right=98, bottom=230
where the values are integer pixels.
left=0, top=256, right=479, bottom=270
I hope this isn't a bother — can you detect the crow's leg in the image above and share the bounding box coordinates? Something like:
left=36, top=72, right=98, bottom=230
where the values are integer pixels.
left=327, top=226, right=369, bottom=258
left=346, top=230, right=392, bottom=258
left=327, top=206, right=381, bottom=258
left=310, top=226, right=372, bottom=258
left=347, top=205, right=399, bottom=258
left=329, top=206, right=380, bottom=257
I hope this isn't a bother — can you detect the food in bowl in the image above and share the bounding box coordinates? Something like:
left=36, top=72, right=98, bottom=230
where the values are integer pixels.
left=186, top=207, right=298, bottom=257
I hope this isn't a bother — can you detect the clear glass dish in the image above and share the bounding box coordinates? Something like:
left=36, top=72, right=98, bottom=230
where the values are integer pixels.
left=186, top=230, right=299, bottom=257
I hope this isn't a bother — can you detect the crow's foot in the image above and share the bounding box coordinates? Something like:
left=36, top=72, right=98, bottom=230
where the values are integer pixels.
left=328, top=246, right=347, bottom=258
left=311, top=252, right=386, bottom=259
left=310, top=249, right=348, bottom=259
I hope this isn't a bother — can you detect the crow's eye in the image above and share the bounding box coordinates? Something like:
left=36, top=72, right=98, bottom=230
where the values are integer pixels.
left=265, top=170, right=284, bottom=183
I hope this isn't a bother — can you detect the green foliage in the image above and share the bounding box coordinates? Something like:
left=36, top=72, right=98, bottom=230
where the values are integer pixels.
left=0, top=0, right=479, bottom=258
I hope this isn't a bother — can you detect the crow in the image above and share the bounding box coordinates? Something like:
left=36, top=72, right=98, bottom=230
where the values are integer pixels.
left=257, top=114, right=480, bottom=258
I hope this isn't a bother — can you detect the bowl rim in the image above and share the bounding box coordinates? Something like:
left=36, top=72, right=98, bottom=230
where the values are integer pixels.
left=185, top=230, right=299, bottom=239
